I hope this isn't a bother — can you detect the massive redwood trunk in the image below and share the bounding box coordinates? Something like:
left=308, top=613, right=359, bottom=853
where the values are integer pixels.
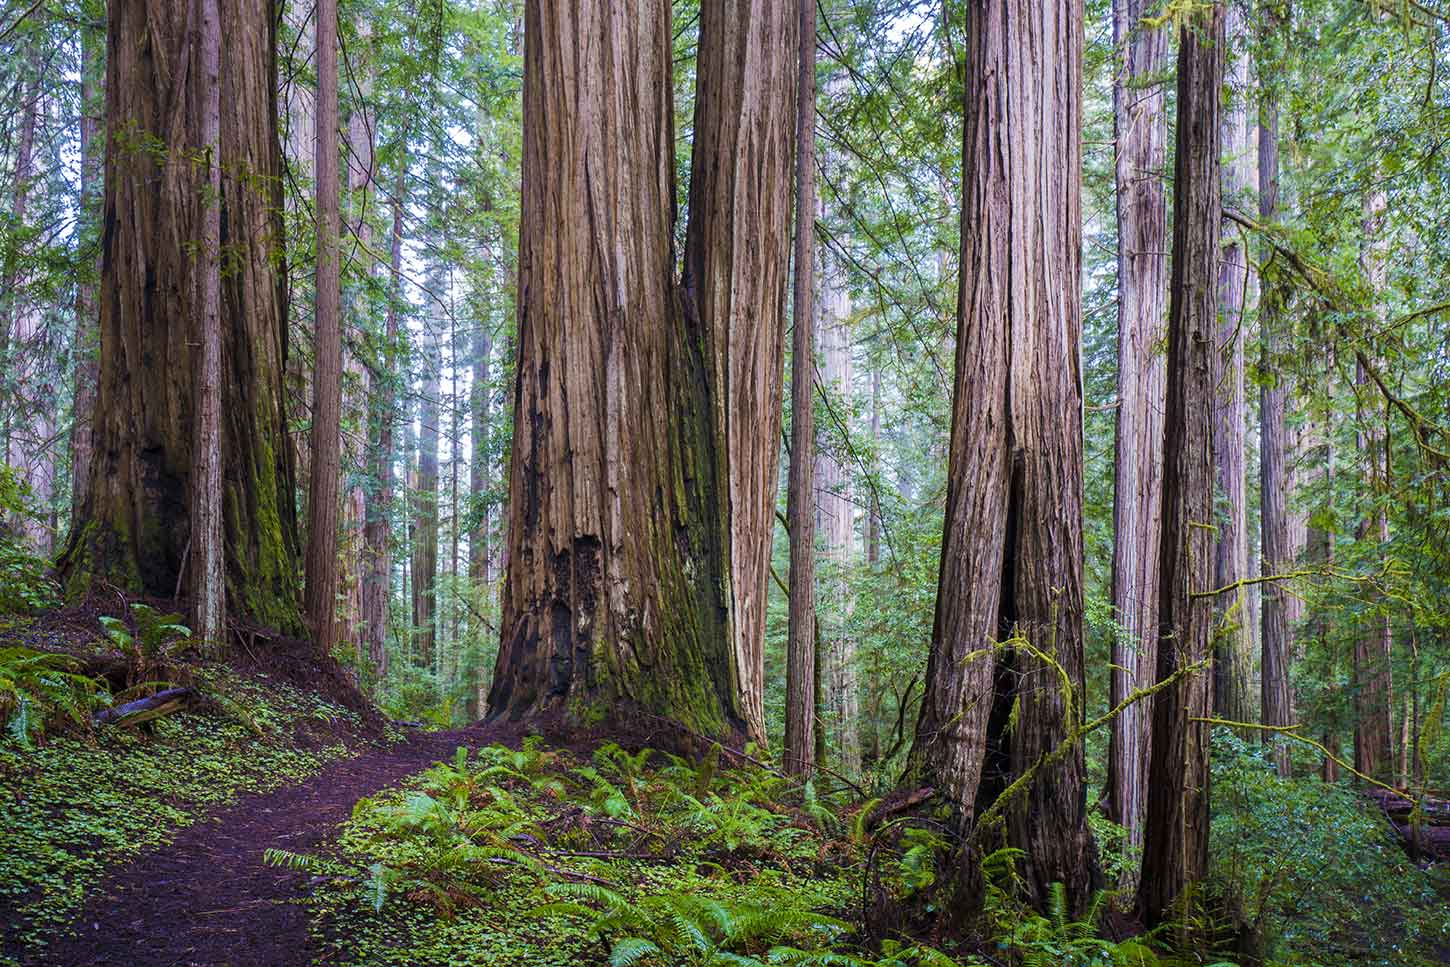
left=60, top=0, right=302, bottom=632
left=1139, top=0, right=1223, bottom=927
left=1107, top=0, right=1168, bottom=891
left=908, top=0, right=1092, bottom=913
left=487, top=0, right=796, bottom=740
left=682, top=0, right=798, bottom=744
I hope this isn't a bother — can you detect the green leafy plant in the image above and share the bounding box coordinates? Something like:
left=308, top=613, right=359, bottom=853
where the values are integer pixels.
left=0, top=646, right=108, bottom=747
left=536, top=881, right=849, bottom=967
left=99, top=603, right=193, bottom=688
left=0, top=466, right=58, bottom=615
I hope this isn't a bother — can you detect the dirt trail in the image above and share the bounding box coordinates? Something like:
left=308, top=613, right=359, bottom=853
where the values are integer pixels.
left=33, top=725, right=504, bottom=967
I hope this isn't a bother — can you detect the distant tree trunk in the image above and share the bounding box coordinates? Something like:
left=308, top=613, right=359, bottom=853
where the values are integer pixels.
left=362, top=153, right=407, bottom=682
left=814, top=72, right=859, bottom=777
left=867, top=364, right=881, bottom=566
left=489, top=0, right=794, bottom=740
left=1258, top=0, right=1294, bottom=777
left=908, top=0, right=1092, bottom=914
left=304, top=0, right=342, bottom=653
left=413, top=310, right=441, bottom=671
left=683, top=0, right=799, bottom=746
left=783, top=0, right=818, bottom=778
left=1308, top=353, right=1338, bottom=783
left=190, top=0, right=225, bottom=646
left=60, top=0, right=302, bottom=632
left=340, top=25, right=376, bottom=666
left=1212, top=2, right=1254, bottom=725
left=470, top=325, right=491, bottom=588
left=1139, top=1, right=1223, bottom=928
left=71, top=18, right=104, bottom=526
left=1107, top=0, right=1169, bottom=888
left=1353, top=188, right=1393, bottom=782
left=3, top=45, right=53, bottom=554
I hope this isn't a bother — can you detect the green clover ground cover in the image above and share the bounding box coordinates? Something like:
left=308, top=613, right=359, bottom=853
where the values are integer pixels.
left=0, top=666, right=368, bottom=961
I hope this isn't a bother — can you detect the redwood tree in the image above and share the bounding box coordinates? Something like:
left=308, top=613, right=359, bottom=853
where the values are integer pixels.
left=908, top=0, right=1093, bottom=912
left=487, top=0, right=796, bottom=740
left=61, top=0, right=302, bottom=631
left=783, top=0, right=817, bottom=777
left=1139, top=0, right=1223, bottom=927
left=304, top=0, right=343, bottom=652
left=1258, top=0, right=1294, bottom=776
left=1107, top=0, right=1168, bottom=890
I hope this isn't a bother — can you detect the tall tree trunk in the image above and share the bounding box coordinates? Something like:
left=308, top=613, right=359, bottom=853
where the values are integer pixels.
left=488, top=0, right=794, bottom=740
left=4, top=45, right=53, bottom=554
left=341, top=23, right=376, bottom=668
left=1107, top=0, right=1168, bottom=890
left=909, top=0, right=1092, bottom=914
left=814, top=71, right=859, bottom=776
left=1353, top=188, right=1392, bottom=782
left=190, top=0, right=225, bottom=646
left=72, top=16, right=104, bottom=526
left=362, top=152, right=407, bottom=682
left=1139, top=1, right=1223, bottom=927
left=1258, top=0, right=1294, bottom=777
left=683, top=0, right=799, bottom=746
left=867, top=363, right=881, bottom=566
left=304, top=0, right=342, bottom=652
left=1212, top=2, right=1254, bottom=725
left=783, top=0, right=818, bottom=778
left=412, top=308, right=441, bottom=671
left=470, top=324, right=491, bottom=589
left=60, top=0, right=302, bottom=632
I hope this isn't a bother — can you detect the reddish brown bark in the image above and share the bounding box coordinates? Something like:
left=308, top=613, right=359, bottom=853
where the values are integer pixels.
left=909, top=0, right=1092, bottom=913
left=1139, top=1, right=1223, bottom=927
left=1107, top=0, right=1169, bottom=888
left=60, top=0, right=302, bottom=631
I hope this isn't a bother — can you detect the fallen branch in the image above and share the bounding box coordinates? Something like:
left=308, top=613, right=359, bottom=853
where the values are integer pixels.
left=93, top=687, right=195, bottom=727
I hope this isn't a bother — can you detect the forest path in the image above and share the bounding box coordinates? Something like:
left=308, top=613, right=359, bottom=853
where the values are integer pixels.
left=35, top=723, right=506, bottom=967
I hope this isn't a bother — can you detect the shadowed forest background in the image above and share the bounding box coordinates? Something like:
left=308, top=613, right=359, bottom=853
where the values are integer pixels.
left=1, top=0, right=1450, bottom=965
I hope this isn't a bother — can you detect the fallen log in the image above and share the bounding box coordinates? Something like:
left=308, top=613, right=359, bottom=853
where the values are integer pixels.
left=93, top=687, right=195, bottom=727
left=1364, top=789, right=1450, bottom=825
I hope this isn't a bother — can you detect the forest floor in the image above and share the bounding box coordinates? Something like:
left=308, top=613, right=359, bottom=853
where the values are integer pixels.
left=26, top=723, right=508, bottom=967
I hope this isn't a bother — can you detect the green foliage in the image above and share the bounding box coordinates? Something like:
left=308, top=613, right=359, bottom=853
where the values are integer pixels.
left=0, top=467, right=57, bottom=616
left=0, top=646, right=107, bottom=746
left=536, top=881, right=850, bottom=967
left=99, top=604, right=193, bottom=688
left=1209, top=730, right=1450, bottom=967
left=0, top=664, right=360, bottom=953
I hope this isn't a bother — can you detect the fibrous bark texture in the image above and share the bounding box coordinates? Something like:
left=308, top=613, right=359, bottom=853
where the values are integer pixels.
left=683, top=0, right=798, bottom=745
left=1211, top=1, right=1255, bottom=726
left=1258, top=0, right=1294, bottom=776
left=61, top=0, right=302, bottom=632
left=1139, top=2, right=1223, bottom=927
left=784, top=0, right=818, bottom=777
left=1107, top=0, right=1168, bottom=891
left=190, top=0, right=225, bottom=646
left=304, top=0, right=342, bottom=653
left=908, top=0, right=1092, bottom=913
left=490, top=0, right=795, bottom=740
